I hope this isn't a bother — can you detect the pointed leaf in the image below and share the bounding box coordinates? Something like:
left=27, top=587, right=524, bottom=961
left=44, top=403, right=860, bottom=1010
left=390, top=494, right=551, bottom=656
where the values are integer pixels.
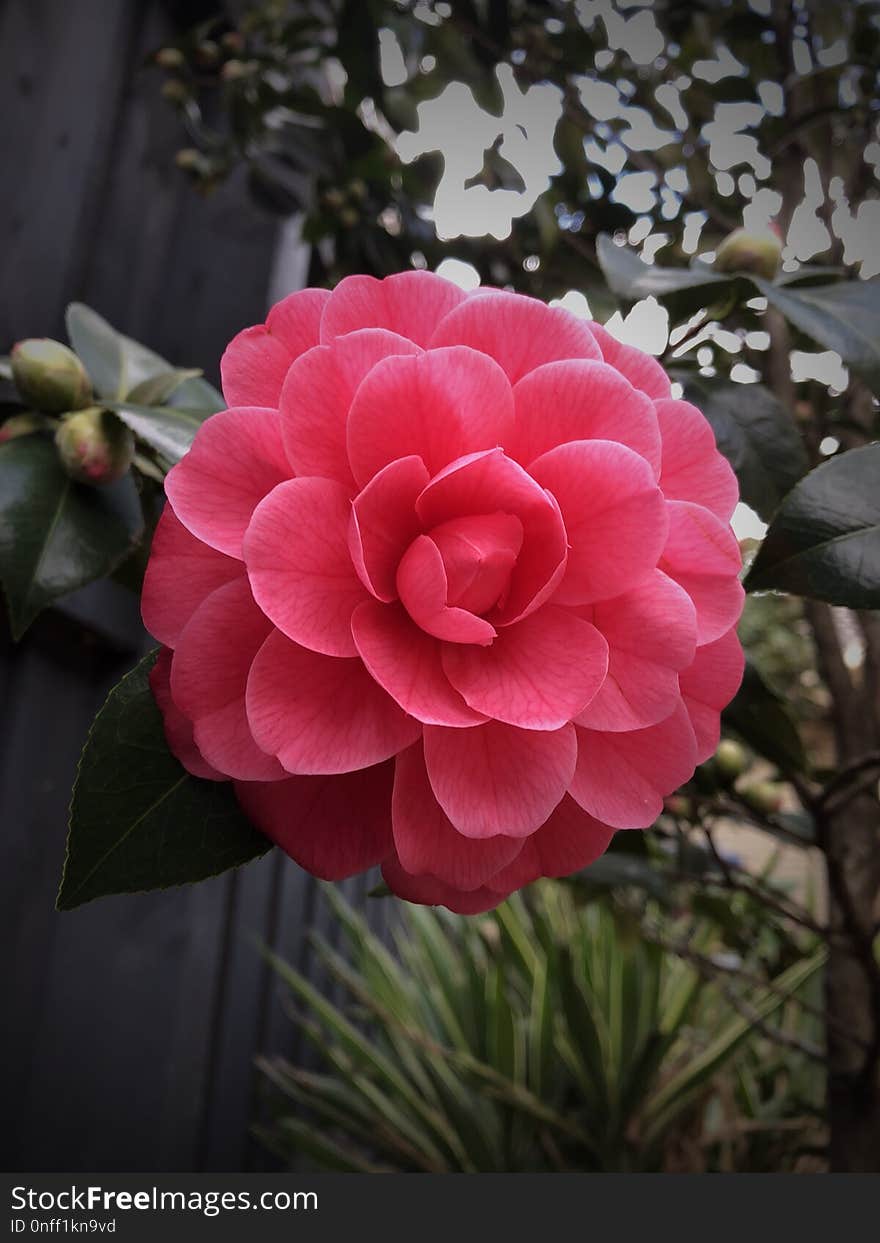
left=58, top=650, right=270, bottom=909
left=66, top=303, right=191, bottom=400
left=127, top=368, right=203, bottom=406
left=106, top=401, right=209, bottom=463
left=744, top=444, right=880, bottom=608
left=756, top=276, right=880, bottom=393
left=0, top=434, right=143, bottom=638
left=597, top=233, right=739, bottom=315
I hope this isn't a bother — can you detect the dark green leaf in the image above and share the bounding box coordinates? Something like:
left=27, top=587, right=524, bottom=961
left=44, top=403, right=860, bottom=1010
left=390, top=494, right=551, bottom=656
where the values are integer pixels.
left=672, top=373, right=808, bottom=521
left=723, top=660, right=807, bottom=775
left=0, top=434, right=144, bottom=639
left=127, top=368, right=203, bottom=406
left=744, top=443, right=880, bottom=608
left=58, top=650, right=270, bottom=910
left=756, top=277, right=880, bottom=393
left=106, top=401, right=207, bottom=463
left=597, top=233, right=738, bottom=316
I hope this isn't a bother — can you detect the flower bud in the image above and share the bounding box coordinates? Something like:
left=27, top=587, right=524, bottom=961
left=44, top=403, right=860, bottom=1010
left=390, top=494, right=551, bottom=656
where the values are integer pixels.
left=663, top=794, right=693, bottom=818
left=220, top=58, right=249, bottom=82
left=11, top=339, right=92, bottom=413
left=713, top=225, right=782, bottom=280
left=55, top=408, right=135, bottom=486
left=221, top=32, right=245, bottom=54
left=0, top=412, right=44, bottom=444
left=174, top=147, right=202, bottom=171
left=155, top=47, right=185, bottom=69
left=195, top=40, right=221, bottom=67
left=740, top=780, right=785, bottom=815
left=715, top=738, right=749, bottom=781
left=161, top=79, right=190, bottom=105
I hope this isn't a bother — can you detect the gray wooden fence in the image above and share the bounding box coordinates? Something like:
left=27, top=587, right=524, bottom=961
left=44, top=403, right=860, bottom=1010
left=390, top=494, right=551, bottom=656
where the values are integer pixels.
left=0, top=0, right=385, bottom=1171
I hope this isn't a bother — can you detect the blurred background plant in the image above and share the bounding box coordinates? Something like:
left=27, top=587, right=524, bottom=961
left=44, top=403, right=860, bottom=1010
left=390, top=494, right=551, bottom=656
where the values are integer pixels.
left=257, top=883, right=826, bottom=1172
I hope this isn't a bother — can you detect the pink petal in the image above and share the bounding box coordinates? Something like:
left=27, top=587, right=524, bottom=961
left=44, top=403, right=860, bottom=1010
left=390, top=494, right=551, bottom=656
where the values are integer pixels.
left=423, top=720, right=577, bottom=839
left=430, top=290, right=601, bottom=383
left=659, top=500, right=744, bottom=644
left=349, top=456, right=430, bottom=601
left=320, top=271, right=466, bottom=346
left=570, top=701, right=698, bottom=829
left=246, top=629, right=421, bottom=774
left=141, top=505, right=242, bottom=647
left=220, top=289, right=329, bottom=407
left=346, top=346, right=514, bottom=487
left=352, top=601, right=486, bottom=727
left=529, top=439, right=667, bottom=605
left=510, top=359, right=661, bottom=474
left=266, top=287, right=331, bottom=355
left=656, top=398, right=738, bottom=522
left=244, top=477, right=367, bottom=657
left=149, top=648, right=225, bottom=781
left=416, top=449, right=568, bottom=625
left=397, top=534, right=497, bottom=645
left=589, top=321, right=671, bottom=400
left=391, top=743, right=522, bottom=889
left=576, top=570, right=697, bottom=732
left=170, top=579, right=286, bottom=781
left=679, top=628, right=745, bottom=762
left=281, top=329, right=421, bottom=488
left=443, top=605, right=609, bottom=730
left=165, top=407, right=291, bottom=558
left=487, top=796, right=614, bottom=890
left=234, top=762, right=394, bottom=880
left=382, top=854, right=510, bottom=913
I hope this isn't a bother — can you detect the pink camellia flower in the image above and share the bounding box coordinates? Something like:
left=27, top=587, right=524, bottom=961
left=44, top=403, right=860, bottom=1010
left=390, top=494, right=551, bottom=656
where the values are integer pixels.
left=142, top=271, right=744, bottom=913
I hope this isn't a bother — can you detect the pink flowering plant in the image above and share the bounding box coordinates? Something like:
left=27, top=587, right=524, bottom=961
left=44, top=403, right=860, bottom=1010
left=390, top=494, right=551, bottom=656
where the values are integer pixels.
left=136, top=271, right=744, bottom=912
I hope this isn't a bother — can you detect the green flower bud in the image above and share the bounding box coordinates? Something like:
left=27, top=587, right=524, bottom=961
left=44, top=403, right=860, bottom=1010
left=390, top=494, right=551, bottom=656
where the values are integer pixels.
left=220, top=58, right=249, bottom=82
left=11, top=339, right=92, bottom=414
left=161, top=78, right=190, bottom=104
left=339, top=206, right=359, bottom=228
left=0, top=412, right=44, bottom=444
left=55, top=408, right=135, bottom=486
left=195, top=40, right=221, bottom=67
left=741, top=781, right=785, bottom=815
left=715, top=738, right=749, bottom=781
left=713, top=225, right=782, bottom=280
left=663, top=794, right=693, bottom=818
left=155, top=47, right=185, bottom=69
left=174, top=147, right=202, bottom=171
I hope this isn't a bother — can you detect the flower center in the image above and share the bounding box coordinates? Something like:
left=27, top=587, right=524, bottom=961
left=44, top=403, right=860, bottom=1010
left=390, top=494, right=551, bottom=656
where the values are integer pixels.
left=429, top=512, right=524, bottom=615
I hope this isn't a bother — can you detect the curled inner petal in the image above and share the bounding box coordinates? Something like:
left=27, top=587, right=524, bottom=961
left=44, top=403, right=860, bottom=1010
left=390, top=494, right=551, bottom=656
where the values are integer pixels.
left=429, top=512, right=523, bottom=614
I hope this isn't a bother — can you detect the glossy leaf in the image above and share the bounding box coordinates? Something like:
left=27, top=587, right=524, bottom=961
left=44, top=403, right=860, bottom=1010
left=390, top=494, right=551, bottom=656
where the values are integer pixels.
left=722, top=660, right=807, bottom=775
left=673, top=373, right=808, bottom=521
left=58, top=650, right=270, bottom=910
left=756, top=277, right=880, bottom=394
left=0, top=434, right=143, bottom=639
left=127, top=368, right=203, bottom=406
left=66, top=303, right=170, bottom=400
left=597, top=233, right=741, bottom=316
left=744, top=444, right=880, bottom=608
left=106, top=401, right=209, bottom=463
